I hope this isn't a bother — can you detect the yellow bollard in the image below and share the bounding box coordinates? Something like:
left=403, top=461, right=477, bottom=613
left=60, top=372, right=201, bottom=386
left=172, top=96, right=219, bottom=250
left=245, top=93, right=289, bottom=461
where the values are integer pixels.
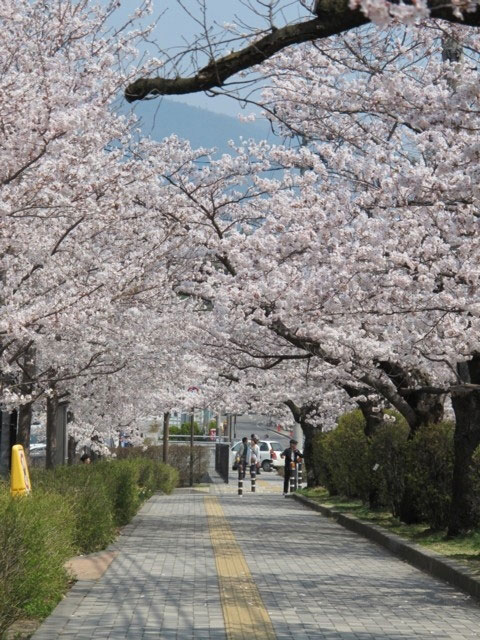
left=11, top=445, right=32, bottom=497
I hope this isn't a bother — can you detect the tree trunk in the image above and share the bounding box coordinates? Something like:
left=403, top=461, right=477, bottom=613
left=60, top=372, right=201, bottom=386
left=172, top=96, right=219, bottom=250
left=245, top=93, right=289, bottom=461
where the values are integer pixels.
left=16, top=347, right=36, bottom=453
left=46, top=391, right=58, bottom=470
left=446, top=354, right=480, bottom=535
left=17, top=402, right=32, bottom=453
left=300, top=420, right=316, bottom=487
left=449, top=388, right=480, bottom=535
left=377, top=361, right=445, bottom=436
left=283, top=400, right=320, bottom=487
left=163, top=411, right=170, bottom=464
left=403, top=390, right=445, bottom=436
left=0, top=410, right=11, bottom=476
left=67, top=435, right=77, bottom=465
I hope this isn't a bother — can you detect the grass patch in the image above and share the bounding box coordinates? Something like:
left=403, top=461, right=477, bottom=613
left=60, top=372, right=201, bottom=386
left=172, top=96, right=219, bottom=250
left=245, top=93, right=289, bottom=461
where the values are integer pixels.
left=298, top=487, right=480, bottom=574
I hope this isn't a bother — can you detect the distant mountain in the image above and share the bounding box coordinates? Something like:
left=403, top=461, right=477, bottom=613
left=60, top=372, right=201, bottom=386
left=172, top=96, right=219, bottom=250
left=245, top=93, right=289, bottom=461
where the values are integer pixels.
left=128, top=98, right=276, bottom=155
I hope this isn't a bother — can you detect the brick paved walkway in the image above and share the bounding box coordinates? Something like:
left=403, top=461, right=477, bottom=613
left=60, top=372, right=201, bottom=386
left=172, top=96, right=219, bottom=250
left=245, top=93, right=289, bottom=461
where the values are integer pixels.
left=33, top=476, right=480, bottom=640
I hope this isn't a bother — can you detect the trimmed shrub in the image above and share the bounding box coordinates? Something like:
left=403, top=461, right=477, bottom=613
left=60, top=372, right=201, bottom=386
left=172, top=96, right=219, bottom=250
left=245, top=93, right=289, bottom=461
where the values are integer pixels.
left=406, top=422, right=455, bottom=530
left=166, top=445, right=209, bottom=486
left=311, top=431, right=337, bottom=494
left=169, top=422, right=202, bottom=435
left=322, top=410, right=370, bottom=500
left=312, top=409, right=410, bottom=512
left=115, top=445, right=206, bottom=487
left=94, top=460, right=140, bottom=527
left=151, top=461, right=178, bottom=494
left=136, top=458, right=156, bottom=499
left=469, top=446, right=480, bottom=527
left=30, top=465, right=116, bottom=553
left=30, top=457, right=178, bottom=552
left=0, top=490, right=75, bottom=631
left=370, top=416, right=409, bottom=516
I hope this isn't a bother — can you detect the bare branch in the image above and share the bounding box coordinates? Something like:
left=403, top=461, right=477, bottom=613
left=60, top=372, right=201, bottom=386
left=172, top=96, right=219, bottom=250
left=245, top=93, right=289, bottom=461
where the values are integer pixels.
left=125, top=5, right=367, bottom=101
left=125, top=1, right=480, bottom=102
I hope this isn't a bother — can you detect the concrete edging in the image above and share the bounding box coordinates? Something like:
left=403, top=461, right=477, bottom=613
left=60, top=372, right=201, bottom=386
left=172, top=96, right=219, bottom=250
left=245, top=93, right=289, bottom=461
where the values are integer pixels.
left=292, top=493, right=480, bottom=601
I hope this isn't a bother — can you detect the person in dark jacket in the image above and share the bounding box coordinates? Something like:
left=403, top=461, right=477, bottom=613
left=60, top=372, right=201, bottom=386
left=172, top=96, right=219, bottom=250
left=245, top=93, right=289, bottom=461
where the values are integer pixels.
left=239, top=436, right=248, bottom=478
left=281, top=439, right=303, bottom=495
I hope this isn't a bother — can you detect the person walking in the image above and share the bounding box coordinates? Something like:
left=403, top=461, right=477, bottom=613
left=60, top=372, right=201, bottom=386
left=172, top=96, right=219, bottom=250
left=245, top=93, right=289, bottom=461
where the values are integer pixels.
left=281, top=439, right=303, bottom=495
left=238, top=436, right=248, bottom=478
left=246, top=435, right=260, bottom=478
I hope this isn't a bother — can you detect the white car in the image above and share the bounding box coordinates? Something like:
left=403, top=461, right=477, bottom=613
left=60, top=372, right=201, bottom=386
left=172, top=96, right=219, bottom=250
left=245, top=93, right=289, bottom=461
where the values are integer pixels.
left=230, top=440, right=285, bottom=472
left=29, top=443, right=46, bottom=457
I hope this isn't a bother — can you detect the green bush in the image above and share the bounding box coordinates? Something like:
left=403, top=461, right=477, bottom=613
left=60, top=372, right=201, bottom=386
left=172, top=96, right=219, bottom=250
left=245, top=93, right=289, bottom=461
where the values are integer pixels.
left=322, top=410, right=370, bottom=500
left=469, top=446, right=480, bottom=527
left=311, top=432, right=337, bottom=494
left=94, top=460, right=140, bottom=527
left=71, top=478, right=115, bottom=552
left=406, top=422, right=455, bottom=530
left=166, top=445, right=209, bottom=486
left=151, top=461, right=178, bottom=494
left=310, top=408, right=458, bottom=530
left=31, top=465, right=116, bottom=553
left=30, top=457, right=178, bottom=552
left=136, top=458, right=156, bottom=499
left=120, top=450, right=179, bottom=494
left=169, top=422, right=202, bottom=435
left=370, top=416, right=409, bottom=516
left=0, top=489, right=75, bottom=631
left=115, top=445, right=205, bottom=487
left=311, top=409, right=410, bottom=513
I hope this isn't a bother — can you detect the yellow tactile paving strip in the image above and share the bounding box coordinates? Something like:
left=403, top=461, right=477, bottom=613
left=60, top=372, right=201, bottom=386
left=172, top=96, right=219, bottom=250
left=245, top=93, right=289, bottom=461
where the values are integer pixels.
left=204, top=495, right=277, bottom=640
left=256, top=480, right=282, bottom=492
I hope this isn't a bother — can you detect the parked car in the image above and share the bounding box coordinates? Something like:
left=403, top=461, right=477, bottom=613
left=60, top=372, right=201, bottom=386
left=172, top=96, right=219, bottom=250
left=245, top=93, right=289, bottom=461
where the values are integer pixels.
left=230, top=439, right=285, bottom=472
left=29, top=443, right=46, bottom=457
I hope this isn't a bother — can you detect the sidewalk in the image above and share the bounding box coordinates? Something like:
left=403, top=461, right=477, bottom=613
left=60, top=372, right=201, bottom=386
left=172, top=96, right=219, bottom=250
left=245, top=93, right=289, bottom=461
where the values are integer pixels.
left=33, top=474, right=480, bottom=640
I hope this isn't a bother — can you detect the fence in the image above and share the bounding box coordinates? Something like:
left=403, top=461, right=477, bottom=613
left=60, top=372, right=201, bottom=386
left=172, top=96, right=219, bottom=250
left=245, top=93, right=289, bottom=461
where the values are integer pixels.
left=168, top=435, right=229, bottom=445
left=215, top=443, right=230, bottom=484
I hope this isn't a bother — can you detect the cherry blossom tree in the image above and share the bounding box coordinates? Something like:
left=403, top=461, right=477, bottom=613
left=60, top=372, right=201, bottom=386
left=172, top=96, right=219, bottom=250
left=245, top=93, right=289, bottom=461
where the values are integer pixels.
left=153, top=20, right=480, bottom=531
left=0, top=1, right=208, bottom=461
left=5, top=0, right=480, bottom=537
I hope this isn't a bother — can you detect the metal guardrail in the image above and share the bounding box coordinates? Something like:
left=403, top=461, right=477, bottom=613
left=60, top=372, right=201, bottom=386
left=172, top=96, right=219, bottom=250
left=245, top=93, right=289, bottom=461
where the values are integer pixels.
left=168, top=435, right=230, bottom=444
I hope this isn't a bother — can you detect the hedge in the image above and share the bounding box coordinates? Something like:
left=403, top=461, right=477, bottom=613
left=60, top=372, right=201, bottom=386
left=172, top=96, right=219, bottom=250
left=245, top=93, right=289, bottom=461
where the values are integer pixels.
left=406, top=422, right=455, bottom=530
left=0, top=457, right=178, bottom=634
left=114, top=444, right=209, bottom=487
left=312, top=410, right=464, bottom=531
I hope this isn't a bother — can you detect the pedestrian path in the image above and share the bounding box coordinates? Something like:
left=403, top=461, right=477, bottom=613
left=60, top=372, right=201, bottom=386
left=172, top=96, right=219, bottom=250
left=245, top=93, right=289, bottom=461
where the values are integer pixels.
left=33, top=478, right=480, bottom=640
left=205, top=495, right=276, bottom=640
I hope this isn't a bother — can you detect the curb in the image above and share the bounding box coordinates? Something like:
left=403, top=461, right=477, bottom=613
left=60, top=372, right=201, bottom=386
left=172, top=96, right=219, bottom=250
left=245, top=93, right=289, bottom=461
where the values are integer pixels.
left=291, top=493, right=480, bottom=601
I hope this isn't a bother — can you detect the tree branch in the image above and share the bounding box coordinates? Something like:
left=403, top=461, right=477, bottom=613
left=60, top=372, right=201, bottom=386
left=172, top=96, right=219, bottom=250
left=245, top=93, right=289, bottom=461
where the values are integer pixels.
left=125, top=4, right=367, bottom=102
left=125, top=1, right=480, bottom=103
